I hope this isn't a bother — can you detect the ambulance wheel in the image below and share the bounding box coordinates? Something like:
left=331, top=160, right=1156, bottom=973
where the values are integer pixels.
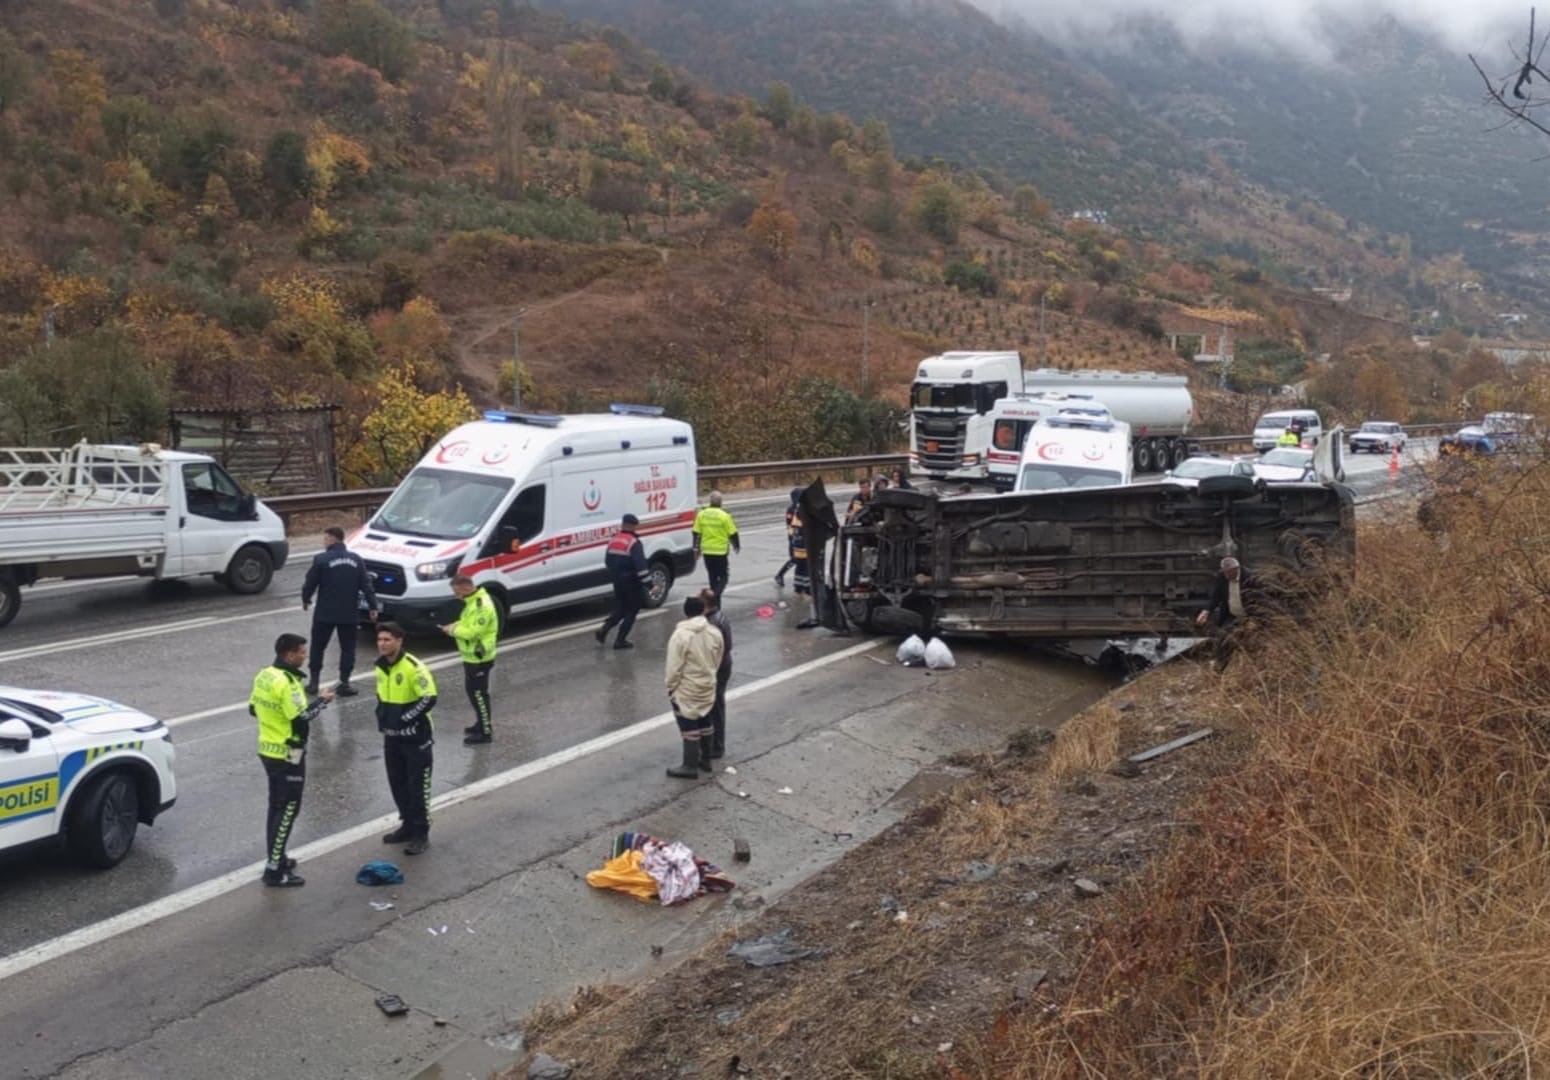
left=643, top=558, right=674, bottom=609
left=223, top=545, right=274, bottom=595
left=0, top=576, right=18, bottom=629
left=68, top=770, right=140, bottom=868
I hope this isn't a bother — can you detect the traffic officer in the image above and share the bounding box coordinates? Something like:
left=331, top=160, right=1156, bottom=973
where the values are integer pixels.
left=692, top=491, right=740, bottom=601
left=301, top=526, right=377, bottom=697
left=596, top=514, right=649, bottom=650
left=375, top=622, right=437, bottom=855
left=1276, top=427, right=1300, bottom=448
left=250, top=632, right=332, bottom=887
left=440, top=574, right=498, bottom=745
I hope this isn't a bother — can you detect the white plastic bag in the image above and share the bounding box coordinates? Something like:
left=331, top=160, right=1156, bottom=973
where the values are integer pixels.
left=896, top=634, right=926, bottom=666
left=924, top=637, right=956, bottom=670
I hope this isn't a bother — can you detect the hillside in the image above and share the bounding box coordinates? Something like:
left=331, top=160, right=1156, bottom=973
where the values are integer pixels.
left=0, top=0, right=1525, bottom=489
left=549, top=0, right=1545, bottom=324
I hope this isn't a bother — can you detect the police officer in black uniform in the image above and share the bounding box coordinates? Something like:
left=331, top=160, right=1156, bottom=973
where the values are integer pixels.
left=596, top=514, right=649, bottom=650
left=302, top=526, right=377, bottom=696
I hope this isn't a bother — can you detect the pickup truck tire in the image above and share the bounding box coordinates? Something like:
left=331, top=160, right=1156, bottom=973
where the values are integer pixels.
left=67, top=770, right=140, bottom=868
left=1198, top=475, right=1260, bottom=500
left=223, top=545, right=274, bottom=594
left=0, top=575, right=18, bottom=629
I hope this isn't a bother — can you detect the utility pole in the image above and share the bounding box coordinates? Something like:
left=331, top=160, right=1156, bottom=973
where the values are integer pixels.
left=861, top=296, right=872, bottom=394
left=1038, top=291, right=1047, bottom=367
left=511, top=310, right=522, bottom=412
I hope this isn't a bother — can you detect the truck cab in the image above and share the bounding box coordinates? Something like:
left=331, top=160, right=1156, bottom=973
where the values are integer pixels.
left=909, top=351, right=1024, bottom=481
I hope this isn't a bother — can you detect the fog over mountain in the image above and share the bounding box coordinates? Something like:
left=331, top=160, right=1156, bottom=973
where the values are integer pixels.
left=970, top=0, right=1526, bottom=60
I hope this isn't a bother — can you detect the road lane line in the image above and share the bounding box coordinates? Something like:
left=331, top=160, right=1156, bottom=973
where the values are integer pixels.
left=0, top=636, right=881, bottom=983
left=163, top=580, right=777, bottom=731
left=0, top=605, right=299, bottom=665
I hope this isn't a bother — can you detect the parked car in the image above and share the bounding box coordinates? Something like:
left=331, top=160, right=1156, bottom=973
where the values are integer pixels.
left=1439, top=412, right=1534, bottom=456
left=1252, top=409, right=1324, bottom=451
left=0, top=686, right=176, bottom=868
left=1163, top=454, right=1262, bottom=489
left=1252, top=447, right=1318, bottom=484
left=1349, top=421, right=1406, bottom=454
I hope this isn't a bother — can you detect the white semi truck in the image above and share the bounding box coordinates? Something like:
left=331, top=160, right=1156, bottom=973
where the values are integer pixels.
left=909, top=354, right=1194, bottom=482
left=0, top=443, right=289, bottom=629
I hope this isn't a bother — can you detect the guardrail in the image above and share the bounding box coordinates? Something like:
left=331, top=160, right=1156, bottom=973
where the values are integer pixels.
left=263, top=423, right=1470, bottom=527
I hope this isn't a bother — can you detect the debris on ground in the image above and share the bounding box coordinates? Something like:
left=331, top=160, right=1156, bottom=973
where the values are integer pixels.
left=355, top=861, right=403, bottom=886
left=585, top=832, right=735, bottom=906
left=526, top=1052, right=572, bottom=1079
left=726, top=929, right=821, bottom=968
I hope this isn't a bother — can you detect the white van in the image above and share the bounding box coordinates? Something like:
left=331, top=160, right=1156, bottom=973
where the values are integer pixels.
left=353, top=407, right=697, bottom=632
left=986, top=393, right=1109, bottom=490
left=1014, top=412, right=1133, bottom=492
left=1252, top=409, right=1324, bottom=451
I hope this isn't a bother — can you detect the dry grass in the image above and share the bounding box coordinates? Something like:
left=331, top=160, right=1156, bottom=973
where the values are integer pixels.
left=978, top=450, right=1550, bottom=1076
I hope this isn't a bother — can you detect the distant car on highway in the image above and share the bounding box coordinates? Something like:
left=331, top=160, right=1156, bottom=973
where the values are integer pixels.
left=1349, top=421, right=1406, bottom=454
left=1162, top=455, right=1262, bottom=489
left=0, top=687, right=176, bottom=868
left=1252, top=447, right=1318, bottom=484
left=1439, top=412, right=1534, bottom=456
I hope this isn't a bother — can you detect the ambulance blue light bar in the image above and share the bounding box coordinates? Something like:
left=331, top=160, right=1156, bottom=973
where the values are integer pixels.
left=484, top=411, right=563, bottom=427
left=609, top=403, right=665, bottom=417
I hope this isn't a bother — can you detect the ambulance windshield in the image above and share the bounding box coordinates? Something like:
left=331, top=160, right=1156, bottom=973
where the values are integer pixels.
left=1018, top=465, right=1124, bottom=491
left=374, top=467, right=514, bottom=540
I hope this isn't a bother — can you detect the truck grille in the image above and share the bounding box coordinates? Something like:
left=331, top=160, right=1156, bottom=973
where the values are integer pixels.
left=915, top=429, right=965, bottom=472
left=365, top=560, right=407, bottom=597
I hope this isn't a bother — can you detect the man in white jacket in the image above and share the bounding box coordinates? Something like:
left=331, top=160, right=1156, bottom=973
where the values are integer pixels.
left=664, top=595, right=725, bottom=778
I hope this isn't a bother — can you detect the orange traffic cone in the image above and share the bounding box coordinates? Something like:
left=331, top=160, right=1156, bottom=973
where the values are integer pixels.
left=1388, top=447, right=1401, bottom=476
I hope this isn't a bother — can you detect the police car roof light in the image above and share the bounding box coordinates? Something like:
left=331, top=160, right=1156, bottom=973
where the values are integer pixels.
left=610, top=403, right=665, bottom=417
left=484, top=410, right=564, bottom=428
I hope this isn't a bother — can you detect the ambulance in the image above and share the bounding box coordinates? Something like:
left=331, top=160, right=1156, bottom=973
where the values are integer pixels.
left=354, top=406, right=698, bottom=632
left=986, top=393, right=1111, bottom=490
left=1014, top=411, right=1134, bottom=492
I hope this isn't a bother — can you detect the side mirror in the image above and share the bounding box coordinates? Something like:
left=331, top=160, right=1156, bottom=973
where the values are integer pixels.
left=0, top=717, right=32, bottom=751
left=239, top=492, right=258, bottom=520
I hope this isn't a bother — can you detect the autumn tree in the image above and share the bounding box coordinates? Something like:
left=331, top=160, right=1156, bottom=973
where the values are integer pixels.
left=1351, top=354, right=1407, bottom=420
left=0, top=330, right=166, bottom=444
left=859, top=117, right=892, bottom=157
left=484, top=41, right=529, bottom=198
left=764, top=81, right=794, bottom=130
left=647, top=64, right=675, bottom=102
left=369, top=296, right=454, bottom=375
left=1012, top=183, right=1050, bottom=225
left=0, top=30, right=30, bottom=116
left=912, top=179, right=965, bottom=244
left=263, top=130, right=313, bottom=207
left=790, top=104, right=817, bottom=146
left=317, top=0, right=417, bottom=83
left=346, top=363, right=477, bottom=484
left=747, top=198, right=799, bottom=262
left=587, top=176, right=648, bottom=234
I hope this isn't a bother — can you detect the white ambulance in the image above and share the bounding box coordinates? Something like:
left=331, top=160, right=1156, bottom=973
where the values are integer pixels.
left=986, top=393, right=1110, bottom=490
left=353, top=406, right=698, bottom=632
left=1014, top=411, right=1134, bottom=493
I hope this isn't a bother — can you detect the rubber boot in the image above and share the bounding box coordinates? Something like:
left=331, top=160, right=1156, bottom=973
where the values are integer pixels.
left=698, top=735, right=714, bottom=772
left=666, top=740, right=701, bottom=779
left=710, top=713, right=726, bottom=760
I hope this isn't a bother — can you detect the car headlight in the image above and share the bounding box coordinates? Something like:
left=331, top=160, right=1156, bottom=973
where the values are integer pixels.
left=416, top=556, right=464, bottom=581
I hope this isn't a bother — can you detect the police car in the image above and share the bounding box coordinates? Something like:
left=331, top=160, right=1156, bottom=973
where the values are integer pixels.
left=0, top=686, right=176, bottom=868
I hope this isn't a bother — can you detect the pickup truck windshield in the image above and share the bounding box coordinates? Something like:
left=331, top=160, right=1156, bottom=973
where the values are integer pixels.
left=374, top=467, right=514, bottom=540
left=1019, top=465, right=1124, bottom=491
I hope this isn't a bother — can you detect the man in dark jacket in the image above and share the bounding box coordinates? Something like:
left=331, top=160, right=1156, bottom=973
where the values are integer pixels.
left=302, top=526, right=377, bottom=696
left=596, top=514, right=649, bottom=650
left=1196, top=557, right=1256, bottom=670
left=700, top=588, right=732, bottom=759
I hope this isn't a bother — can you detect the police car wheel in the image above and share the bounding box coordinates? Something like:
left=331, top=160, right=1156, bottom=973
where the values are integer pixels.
left=642, top=559, right=674, bottom=609
left=68, top=771, right=141, bottom=869
left=223, top=545, right=274, bottom=595
left=0, top=576, right=18, bottom=629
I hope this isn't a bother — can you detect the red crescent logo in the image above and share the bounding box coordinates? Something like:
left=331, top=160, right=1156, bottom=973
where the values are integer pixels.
left=1036, top=443, right=1064, bottom=461
left=481, top=444, right=511, bottom=465
left=1082, top=447, right=1105, bottom=461
left=435, top=440, right=470, bottom=464
left=582, top=482, right=602, bottom=511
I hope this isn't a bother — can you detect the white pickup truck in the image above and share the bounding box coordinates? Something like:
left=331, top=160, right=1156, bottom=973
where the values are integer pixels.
left=0, top=444, right=289, bottom=628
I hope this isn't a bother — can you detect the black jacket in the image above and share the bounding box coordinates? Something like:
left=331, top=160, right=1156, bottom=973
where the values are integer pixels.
left=1205, top=569, right=1256, bottom=628
left=707, top=608, right=733, bottom=676
left=303, top=542, right=377, bottom=623
left=605, top=530, right=650, bottom=588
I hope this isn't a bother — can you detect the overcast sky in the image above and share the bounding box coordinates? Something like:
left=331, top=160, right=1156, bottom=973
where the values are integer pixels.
left=969, top=0, right=1530, bottom=60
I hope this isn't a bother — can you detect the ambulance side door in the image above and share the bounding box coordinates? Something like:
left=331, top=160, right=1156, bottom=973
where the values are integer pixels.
left=0, top=703, right=63, bottom=849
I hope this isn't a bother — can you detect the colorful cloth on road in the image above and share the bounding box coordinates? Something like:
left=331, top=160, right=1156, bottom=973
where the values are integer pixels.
left=355, top=860, right=404, bottom=886
left=585, top=848, right=658, bottom=902
left=641, top=841, right=701, bottom=906
left=610, top=831, right=734, bottom=902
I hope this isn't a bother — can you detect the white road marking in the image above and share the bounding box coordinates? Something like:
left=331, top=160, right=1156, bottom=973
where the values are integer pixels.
left=0, top=605, right=297, bottom=665
left=165, top=579, right=777, bottom=732
left=0, top=636, right=882, bottom=983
